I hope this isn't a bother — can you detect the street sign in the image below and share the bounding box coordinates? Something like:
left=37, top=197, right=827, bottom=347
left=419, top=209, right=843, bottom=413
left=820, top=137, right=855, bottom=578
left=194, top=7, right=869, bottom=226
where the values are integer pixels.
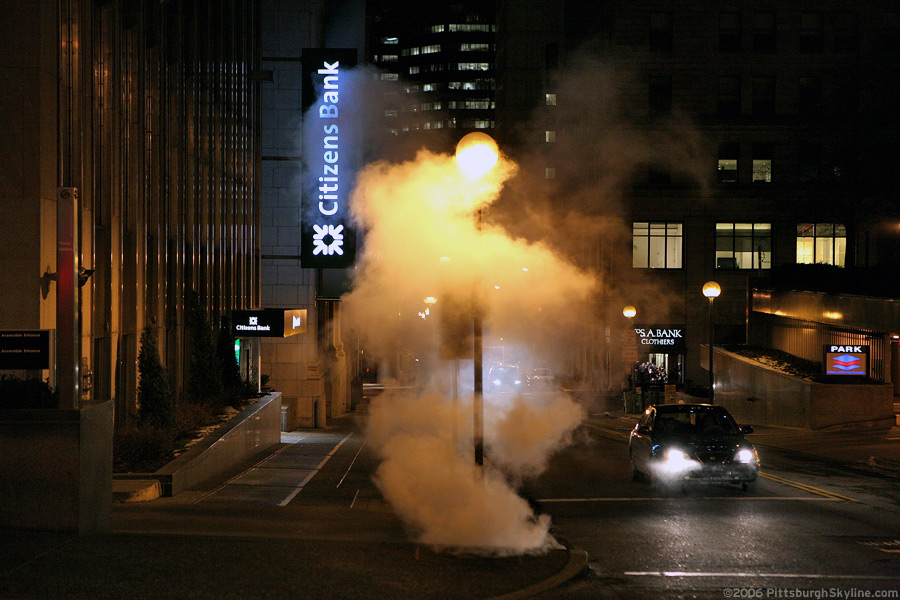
left=0, top=330, right=51, bottom=370
left=823, top=344, right=869, bottom=376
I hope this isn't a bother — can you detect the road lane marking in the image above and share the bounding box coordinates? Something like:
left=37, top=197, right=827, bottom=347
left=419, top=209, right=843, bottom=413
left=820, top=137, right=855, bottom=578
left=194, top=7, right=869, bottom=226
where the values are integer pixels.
left=336, top=440, right=366, bottom=488
left=584, top=422, right=629, bottom=439
left=280, top=432, right=353, bottom=506
left=759, top=471, right=858, bottom=502
left=622, top=571, right=900, bottom=580
left=538, top=497, right=839, bottom=502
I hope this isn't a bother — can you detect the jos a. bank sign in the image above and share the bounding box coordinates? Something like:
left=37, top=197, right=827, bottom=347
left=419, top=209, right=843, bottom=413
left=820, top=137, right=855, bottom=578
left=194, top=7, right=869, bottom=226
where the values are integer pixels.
left=633, top=325, right=686, bottom=352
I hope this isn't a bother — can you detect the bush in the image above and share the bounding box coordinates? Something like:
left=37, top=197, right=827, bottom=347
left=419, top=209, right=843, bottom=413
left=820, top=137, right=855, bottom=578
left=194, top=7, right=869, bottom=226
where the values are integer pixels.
left=113, top=425, right=175, bottom=473
left=0, top=375, right=58, bottom=409
left=137, top=327, right=174, bottom=429
left=186, top=301, right=223, bottom=408
left=174, top=399, right=218, bottom=440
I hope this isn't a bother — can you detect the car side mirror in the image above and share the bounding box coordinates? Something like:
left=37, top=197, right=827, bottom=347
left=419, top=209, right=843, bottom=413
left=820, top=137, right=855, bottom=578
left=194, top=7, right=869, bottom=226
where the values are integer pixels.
left=740, top=425, right=754, bottom=434
left=636, top=425, right=650, bottom=435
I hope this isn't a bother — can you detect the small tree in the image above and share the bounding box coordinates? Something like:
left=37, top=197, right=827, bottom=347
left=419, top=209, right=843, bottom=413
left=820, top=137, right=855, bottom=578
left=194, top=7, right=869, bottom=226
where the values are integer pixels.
left=186, top=301, right=223, bottom=407
left=137, top=326, right=174, bottom=429
left=216, top=319, right=243, bottom=396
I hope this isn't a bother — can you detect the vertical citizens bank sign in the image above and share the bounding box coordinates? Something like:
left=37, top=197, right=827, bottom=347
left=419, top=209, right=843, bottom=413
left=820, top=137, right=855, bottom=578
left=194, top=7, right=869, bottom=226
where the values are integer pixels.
left=301, top=48, right=357, bottom=268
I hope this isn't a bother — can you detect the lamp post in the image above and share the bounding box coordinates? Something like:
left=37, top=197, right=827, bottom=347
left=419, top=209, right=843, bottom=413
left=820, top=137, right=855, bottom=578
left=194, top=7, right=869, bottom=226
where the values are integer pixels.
left=622, top=306, right=637, bottom=392
left=455, top=132, right=499, bottom=472
left=702, top=281, right=721, bottom=402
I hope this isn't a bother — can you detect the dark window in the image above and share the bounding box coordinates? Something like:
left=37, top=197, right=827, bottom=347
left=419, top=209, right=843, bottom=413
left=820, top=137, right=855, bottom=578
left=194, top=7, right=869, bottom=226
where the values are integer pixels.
left=650, top=13, right=673, bottom=51
left=545, top=43, right=558, bottom=70
left=647, top=164, right=672, bottom=185
left=717, top=142, right=739, bottom=183
left=752, top=76, right=775, bottom=116
left=799, top=12, right=824, bottom=52
left=718, top=77, right=741, bottom=116
left=798, top=143, right=820, bottom=182
left=798, top=77, right=822, bottom=116
left=716, top=223, right=772, bottom=270
left=753, top=12, right=776, bottom=53
left=719, top=12, right=742, bottom=52
left=834, top=13, right=859, bottom=53
left=649, top=75, right=672, bottom=116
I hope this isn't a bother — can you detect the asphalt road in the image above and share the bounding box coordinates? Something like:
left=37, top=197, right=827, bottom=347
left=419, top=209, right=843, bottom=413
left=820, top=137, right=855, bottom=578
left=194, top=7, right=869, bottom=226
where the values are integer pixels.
left=521, top=414, right=900, bottom=599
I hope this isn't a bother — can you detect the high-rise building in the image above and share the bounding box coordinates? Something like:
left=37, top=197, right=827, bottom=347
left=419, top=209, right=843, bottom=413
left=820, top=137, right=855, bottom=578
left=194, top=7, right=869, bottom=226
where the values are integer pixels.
left=496, top=0, right=900, bottom=390
left=0, top=0, right=261, bottom=423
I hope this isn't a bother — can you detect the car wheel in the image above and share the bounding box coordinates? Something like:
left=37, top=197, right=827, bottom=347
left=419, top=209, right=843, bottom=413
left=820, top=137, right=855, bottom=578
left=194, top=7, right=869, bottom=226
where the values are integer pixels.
left=631, top=466, right=646, bottom=483
left=742, top=480, right=758, bottom=493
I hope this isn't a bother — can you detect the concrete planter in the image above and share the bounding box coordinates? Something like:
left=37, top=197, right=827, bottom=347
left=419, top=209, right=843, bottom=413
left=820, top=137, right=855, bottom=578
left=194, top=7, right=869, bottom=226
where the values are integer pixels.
left=0, top=400, right=113, bottom=533
left=709, top=346, right=894, bottom=430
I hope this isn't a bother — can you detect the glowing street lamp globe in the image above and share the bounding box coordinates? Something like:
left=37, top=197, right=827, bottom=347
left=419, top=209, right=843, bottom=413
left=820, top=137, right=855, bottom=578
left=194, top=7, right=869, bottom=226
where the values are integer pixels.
left=623, top=305, right=637, bottom=319
left=702, top=281, right=722, bottom=299
left=455, top=132, right=499, bottom=178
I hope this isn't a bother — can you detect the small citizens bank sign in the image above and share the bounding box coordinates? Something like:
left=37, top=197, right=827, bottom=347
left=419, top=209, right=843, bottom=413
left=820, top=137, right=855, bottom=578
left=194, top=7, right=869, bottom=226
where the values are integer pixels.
left=823, top=345, right=869, bottom=376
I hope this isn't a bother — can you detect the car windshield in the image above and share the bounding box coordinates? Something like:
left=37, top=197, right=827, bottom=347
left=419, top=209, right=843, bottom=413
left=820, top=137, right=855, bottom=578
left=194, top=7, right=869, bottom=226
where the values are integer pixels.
left=655, top=409, right=741, bottom=436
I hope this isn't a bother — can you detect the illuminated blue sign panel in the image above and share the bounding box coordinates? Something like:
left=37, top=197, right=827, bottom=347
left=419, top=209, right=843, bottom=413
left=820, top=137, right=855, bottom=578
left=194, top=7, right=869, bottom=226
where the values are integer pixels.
left=301, top=48, right=357, bottom=268
left=823, top=345, right=869, bottom=376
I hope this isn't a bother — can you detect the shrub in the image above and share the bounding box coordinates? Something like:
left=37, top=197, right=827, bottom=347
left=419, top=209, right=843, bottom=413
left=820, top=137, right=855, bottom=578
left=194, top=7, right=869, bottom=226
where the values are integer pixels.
left=113, top=425, right=175, bottom=473
left=186, top=301, right=223, bottom=408
left=0, top=375, right=58, bottom=409
left=174, top=399, right=218, bottom=440
left=137, top=327, right=174, bottom=429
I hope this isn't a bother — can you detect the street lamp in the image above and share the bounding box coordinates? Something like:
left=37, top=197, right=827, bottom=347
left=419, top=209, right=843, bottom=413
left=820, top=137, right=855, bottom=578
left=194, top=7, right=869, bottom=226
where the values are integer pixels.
left=455, top=132, right=499, bottom=472
left=622, top=306, right=637, bottom=392
left=702, top=281, right=721, bottom=402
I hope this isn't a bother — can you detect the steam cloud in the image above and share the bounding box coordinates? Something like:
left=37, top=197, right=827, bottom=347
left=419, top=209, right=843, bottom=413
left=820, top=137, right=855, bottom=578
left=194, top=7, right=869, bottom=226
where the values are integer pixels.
left=343, top=148, right=593, bottom=554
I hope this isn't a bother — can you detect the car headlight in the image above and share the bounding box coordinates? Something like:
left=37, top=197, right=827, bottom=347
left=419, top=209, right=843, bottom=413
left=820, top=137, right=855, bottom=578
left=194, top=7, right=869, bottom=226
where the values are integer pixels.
left=736, top=448, right=756, bottom=463
left=493, top=379, right=502, bottom=386
left=665, top=449, right=689, bottom=462
left=514, top=379, right=522, bottom=385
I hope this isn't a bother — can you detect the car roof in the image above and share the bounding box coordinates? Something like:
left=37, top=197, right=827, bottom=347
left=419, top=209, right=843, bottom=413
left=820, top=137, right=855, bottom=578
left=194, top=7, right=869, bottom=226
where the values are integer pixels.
left=655, top=403, right=727, bottom=414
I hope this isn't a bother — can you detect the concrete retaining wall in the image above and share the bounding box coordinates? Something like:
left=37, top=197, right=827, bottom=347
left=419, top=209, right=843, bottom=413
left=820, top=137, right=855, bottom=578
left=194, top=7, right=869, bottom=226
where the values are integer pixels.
left=0, top=400, right=113, bottom=533
left=711, top=347, right=894, bottom=430
left=154, top=392, right=282, bottom=496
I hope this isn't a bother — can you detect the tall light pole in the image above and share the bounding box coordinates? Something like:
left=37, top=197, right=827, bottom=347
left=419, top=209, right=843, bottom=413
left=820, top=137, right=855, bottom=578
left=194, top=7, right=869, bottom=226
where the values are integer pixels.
left=702, top=281, right=721, bottom=403
left=455, top=132, right=499, bottom=472
left=622, top=305, right=637, bottom=392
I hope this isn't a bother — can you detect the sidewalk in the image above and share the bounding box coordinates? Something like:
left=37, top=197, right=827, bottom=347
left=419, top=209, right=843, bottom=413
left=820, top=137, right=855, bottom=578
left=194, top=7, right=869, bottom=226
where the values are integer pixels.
left=2, top=414, right=587, bottom=600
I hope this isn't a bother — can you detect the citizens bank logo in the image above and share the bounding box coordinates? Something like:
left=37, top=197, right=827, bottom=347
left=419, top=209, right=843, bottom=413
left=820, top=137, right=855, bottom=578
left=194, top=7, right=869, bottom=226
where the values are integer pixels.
left=312, top=224, right=344, bottom=256
left=249, top=317, right=258, bottom=326
left=830, top=354, right=861, bottom=372
left=292, top=315, right=303, bottom=330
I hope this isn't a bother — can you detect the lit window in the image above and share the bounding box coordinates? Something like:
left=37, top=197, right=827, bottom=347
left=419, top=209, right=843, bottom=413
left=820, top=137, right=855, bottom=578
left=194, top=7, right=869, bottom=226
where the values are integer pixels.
left=545, top=93, right=557, bottom=106
left=460, top=43, right=491, bottom=51
left=545, top=130, right=556, bottom=143
left=380, top=73, right=399, bottom=81
left=717, top=142, right=739, bottom=183
left=409, top=66, right=420, bottom=75
left=752, top=143, right=773, bottom=182
left=545, top=167, right=556, bottom=180
left=633, top=222, right=683, bottom=269
left=376, top=55, right=398, bottom=62
left=796, top=223, right=846, bottom=266
left=422, top=45, right=441, bottom=54
left=384, top=109, right=398, bottom=117
left=716, top=223, right=771, bottom=269
left=381, top=37, right=398, bottom=45
left=430, top=25, right=444, bottom=33
left=457, top=62, right=490, bottom=71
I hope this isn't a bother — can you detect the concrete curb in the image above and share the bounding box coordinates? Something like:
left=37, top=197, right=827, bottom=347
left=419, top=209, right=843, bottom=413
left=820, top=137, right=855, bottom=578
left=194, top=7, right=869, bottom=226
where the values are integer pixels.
left=112, top=479, right=161, bottom=503
left=485, top=548, right=589, bottom=600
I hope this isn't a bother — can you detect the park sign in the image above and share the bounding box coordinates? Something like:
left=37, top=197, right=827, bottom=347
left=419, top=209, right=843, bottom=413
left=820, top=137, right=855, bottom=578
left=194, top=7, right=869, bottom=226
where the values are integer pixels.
left=0, top=330, right=50, bottom=370
left=301, top=48, right=358, bottom=268
left=633, top=325, right=686, bottom=352
left=232, top=310, right=308, bottom=338
left=823, top=344, right=869, bottom=376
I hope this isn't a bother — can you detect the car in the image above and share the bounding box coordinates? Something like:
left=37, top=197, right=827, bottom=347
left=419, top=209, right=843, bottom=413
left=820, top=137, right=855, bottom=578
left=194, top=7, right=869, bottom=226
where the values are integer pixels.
left=629, top=403, right=759, bottom=492
left=528, top=368, right=555, bottom=388
left=488, top=364, right=524, bottom=392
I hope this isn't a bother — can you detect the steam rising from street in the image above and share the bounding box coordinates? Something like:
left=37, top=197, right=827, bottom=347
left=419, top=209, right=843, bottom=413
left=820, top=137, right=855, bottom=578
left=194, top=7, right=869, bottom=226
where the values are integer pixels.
left=343, top=148, right=595, bottom=553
